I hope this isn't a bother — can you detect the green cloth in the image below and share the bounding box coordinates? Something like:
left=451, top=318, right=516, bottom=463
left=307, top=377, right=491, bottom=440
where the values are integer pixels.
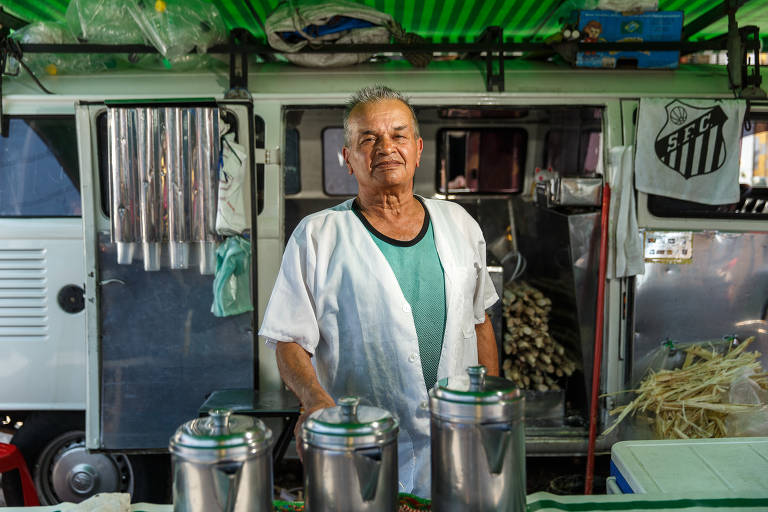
left=352, top=198, right=446, bottom=391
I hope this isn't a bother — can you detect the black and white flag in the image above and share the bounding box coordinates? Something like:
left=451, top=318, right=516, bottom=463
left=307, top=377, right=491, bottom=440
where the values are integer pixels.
left=635, top=98, right=746, bottom=205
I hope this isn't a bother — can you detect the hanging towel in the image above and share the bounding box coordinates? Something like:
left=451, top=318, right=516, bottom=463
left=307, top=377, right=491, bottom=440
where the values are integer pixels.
left=607, top=146, right=644, bottom=279
left=635, top=98, right=746, bottom=205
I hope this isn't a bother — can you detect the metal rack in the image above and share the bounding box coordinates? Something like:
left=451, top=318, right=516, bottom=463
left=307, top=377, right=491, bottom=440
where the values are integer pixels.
left=0, top=10, right=764, bottom=135
left=6, top=27, right=764, bottom=93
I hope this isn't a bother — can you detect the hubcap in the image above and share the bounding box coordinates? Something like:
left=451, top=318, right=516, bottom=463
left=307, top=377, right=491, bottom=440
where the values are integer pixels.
left=34, top=431, right=134, bottom=505
left=69, top=463, right=97, bottom=494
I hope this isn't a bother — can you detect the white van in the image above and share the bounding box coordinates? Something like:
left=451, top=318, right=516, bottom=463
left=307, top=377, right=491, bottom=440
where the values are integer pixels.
left=1, top=59, right=767, bottom=504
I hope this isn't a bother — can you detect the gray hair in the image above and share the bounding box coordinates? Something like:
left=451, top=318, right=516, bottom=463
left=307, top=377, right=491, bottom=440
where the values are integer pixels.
left=343, top=85, right=420, bottom=146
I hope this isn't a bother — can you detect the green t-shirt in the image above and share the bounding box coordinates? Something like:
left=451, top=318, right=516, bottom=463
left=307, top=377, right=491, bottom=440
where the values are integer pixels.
left=352, top=197, right=447, bottom=390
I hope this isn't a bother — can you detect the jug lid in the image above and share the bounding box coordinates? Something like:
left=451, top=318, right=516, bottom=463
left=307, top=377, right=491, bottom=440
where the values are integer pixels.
left=430, top=366, right=523, bottom=422
left=302, top=396, right=399, bottom=448
left=169, top=409, right=272, bottom=456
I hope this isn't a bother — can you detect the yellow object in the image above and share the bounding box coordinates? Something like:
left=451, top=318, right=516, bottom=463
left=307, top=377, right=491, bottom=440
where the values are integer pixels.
left=155, top=0, right=167, bottom=12
left=45, top=63, right=57, bottom=75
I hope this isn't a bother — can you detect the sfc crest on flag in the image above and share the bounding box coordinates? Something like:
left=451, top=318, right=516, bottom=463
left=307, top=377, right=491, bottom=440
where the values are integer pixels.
left=654, top=100, right=728, bottom=179
left=635, top=98, right=746, bottom=205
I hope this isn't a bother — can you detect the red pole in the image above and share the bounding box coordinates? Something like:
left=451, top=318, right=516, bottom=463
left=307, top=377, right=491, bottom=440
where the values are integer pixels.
left=585, top=183, right=610, bottom=495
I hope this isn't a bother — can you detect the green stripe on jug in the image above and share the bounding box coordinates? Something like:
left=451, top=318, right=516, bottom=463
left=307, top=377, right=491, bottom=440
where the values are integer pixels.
left=527, top=497, right=768, bottom=512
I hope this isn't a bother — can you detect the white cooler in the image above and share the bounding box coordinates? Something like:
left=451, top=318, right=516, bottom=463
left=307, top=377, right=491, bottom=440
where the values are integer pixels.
left=608, top=437, right=768, bottom=494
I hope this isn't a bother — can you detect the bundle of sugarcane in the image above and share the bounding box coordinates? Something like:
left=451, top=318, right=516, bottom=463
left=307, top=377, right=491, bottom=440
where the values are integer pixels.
left=603, top=337, right=768, bottom=439
left=501, top=281, right=577, bottom=391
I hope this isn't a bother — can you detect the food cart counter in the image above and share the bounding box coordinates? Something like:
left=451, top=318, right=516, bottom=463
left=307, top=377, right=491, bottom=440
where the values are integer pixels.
left=6, top=491, right=768, bottom=512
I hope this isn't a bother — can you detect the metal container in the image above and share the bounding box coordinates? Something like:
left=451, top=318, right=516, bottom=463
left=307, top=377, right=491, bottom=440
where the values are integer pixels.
left=558, top=177, right=603, bottom=206
left=170, top=409, right=273, bottom=512
left=164, top=107, right=189, bottom=269
left=108, top=107, right=139, bottom=264
left=302, top=396, right=399, bottom=512
left=106, top=104, right=220, bottom=274
left=535, top=176, right=603, bottom=207
left=430, top=366, right=526, bottom=512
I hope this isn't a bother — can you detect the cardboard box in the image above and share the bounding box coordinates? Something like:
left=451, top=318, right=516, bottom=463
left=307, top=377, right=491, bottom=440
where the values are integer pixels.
left=577, top=10, right=683, bottom=69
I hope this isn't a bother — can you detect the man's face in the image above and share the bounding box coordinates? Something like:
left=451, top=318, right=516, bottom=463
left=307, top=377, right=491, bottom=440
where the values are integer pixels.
left=343, top=99, right=423, bottom=194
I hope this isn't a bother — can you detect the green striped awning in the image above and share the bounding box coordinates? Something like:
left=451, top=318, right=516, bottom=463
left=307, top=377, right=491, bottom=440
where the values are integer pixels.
left=1, top=0, right=767, bottom=43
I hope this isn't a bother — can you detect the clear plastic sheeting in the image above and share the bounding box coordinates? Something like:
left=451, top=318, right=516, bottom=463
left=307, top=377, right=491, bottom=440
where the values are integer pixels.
left=107, top=106, right=220, bottom=273
left=126, top=0, right=227, bottom=60
left=726, top=368, right=768, bottom=437
left=65, top=0, right=145, bottom=44
left=9, top=22, right=113, bottom=75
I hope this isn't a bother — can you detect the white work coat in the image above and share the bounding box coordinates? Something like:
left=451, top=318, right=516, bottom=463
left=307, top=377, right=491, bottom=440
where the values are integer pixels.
left=259, top=197, right=498, bottom=498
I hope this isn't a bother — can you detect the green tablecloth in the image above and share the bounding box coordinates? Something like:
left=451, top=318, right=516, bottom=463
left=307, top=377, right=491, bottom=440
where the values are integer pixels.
left=8, top=491, right=768, bottom=511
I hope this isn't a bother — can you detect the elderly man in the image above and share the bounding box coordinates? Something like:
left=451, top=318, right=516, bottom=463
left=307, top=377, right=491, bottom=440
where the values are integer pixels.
left=259, top=85, right=498, bottom=497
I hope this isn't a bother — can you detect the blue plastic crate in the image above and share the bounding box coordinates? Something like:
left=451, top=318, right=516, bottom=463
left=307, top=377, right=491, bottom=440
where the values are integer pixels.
left=577, top=10, right=683, bottom=69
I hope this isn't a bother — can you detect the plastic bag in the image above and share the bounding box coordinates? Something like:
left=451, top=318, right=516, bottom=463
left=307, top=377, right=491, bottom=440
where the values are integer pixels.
left=631, top=338, right=734, bottom=388
left=265, top=0, right=393, bottom=67
left=9, top=22, right=114, bottom=75
left=65, top=0, right=145, bottom=43
left=211, top=236, right=253, bottom=317
left=216, top=133, right=249, bottom=236
left=126, top=0, right=227, bottom=59
left=725, top=368, right=768, bottom=437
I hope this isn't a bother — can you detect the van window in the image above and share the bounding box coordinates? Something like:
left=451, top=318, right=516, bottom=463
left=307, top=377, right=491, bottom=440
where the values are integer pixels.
left=0, top=117, right=81, bottom=217
left=323, top=127, right=357, bottom=196
left=740, top=118, right=768, bottom=188
left=544, top=129, right=603, bottom=176
left=285, top=127, right=301, bottom=195
left=438, top=128, right=527, bottom=193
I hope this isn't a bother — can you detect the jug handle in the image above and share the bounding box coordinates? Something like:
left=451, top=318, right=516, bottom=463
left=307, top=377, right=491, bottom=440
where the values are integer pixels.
left=354, top=447, right=382, bottom=502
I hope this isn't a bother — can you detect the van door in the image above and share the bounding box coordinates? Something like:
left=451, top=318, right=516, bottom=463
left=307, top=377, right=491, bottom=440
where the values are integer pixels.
left=0, top=116, right=86, bottom=411
left=75, top=100, right=256, bottom=450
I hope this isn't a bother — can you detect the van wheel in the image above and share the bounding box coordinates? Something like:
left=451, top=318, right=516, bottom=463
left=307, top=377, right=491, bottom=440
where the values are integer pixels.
left=1, top=413, right=170, bottom=506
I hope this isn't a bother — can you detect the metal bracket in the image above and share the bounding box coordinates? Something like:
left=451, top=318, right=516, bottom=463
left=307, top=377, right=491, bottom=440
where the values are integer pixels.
left=227, top=28, right=250, bottom=96
left=724, top=0, right=766, bottom=98
left=738, top=26, right=766, bottom=99
left=252, top=147, right=281, bottom=165
left=480, top=26, right=505, bottom=93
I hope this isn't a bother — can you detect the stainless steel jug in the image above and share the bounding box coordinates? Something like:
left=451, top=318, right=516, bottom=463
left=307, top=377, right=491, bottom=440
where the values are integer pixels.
left=430, top=366, right=525, bottom=512
left=302, top=396, right=399, bottom=512
left=170, top=409, right=273, bottom=512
